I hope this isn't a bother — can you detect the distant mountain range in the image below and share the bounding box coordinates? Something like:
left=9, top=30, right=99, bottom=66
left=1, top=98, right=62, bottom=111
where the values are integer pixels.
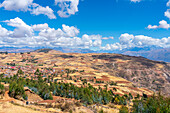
left=0, top=47, right=169, bottom=62
left=122, top=48, right=170, bottom=62
left=97, top=47, right=170, bottom=62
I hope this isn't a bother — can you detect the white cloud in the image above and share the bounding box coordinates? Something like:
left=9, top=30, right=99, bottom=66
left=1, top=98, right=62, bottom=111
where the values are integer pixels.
left=39, top=27, right=64, bottom=39
left=149, top=1, right=170, bottom=29
left=130, top=0, right=141, bottom=3
left=38, top=24, right=80, bottom=39
left=55, top=0, right=79, bottom=17
left=165, top=0, right=170, bottom=19
left=147, top=25, right=158, bottom=29
left=102, top=37, right=114, bottom=40
left=147, top=20, right=170, bottom=29
left=82, top=34, right=102, bottom=47
left=159, top=20, right=170, bottom=29
left=0, top=25, right=9, bottom=37
left=0, top=0, right=81, bottom=18
left=31, top=4, right=56, bottom=19
left=3, top=17, right=33, bottom=37
left=32, top=23, right=49, bottom=31
left=0, top=17, right=109, bottom=49
left=0, top=0, right=56, bottom=19
left=0, top=0, right=33, bottom=11
left=165, top=9, right=170, bottom=19
left=102, top=33, right=170, bottom=50
left=2, top=17, right=169, bottom=50
left=62, top=24, right=79, bottom=37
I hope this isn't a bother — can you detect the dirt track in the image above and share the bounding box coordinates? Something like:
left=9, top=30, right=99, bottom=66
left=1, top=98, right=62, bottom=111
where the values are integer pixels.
left=0, top=91, right=15, bottom=102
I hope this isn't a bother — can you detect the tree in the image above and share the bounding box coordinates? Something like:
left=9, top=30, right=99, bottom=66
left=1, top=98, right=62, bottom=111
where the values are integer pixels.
left=0, top=83, right=4, bottom=94
left=17, top=69, right=24, bottom=75
left=34, top=68, right=40, bottom=75
left=9, top=81, right=26, bottom=99
left=9, top=81, right=17, bottom=97
left=135, top=94, right=140, bottom=99
left=104, top=84, right=108, bottom=91
left=83, top=79, right=87, bottom=85
left=129, top=93, right=133, bottom=99
left=143, top=93, right=147, bottom=99
left=132, top=94, right=170, bottom=113
left=113, top=87, right=117, bottom=91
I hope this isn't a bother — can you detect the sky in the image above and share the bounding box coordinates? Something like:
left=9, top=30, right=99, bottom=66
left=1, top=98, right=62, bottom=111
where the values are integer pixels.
left=0, top=0, right=170, bottom=51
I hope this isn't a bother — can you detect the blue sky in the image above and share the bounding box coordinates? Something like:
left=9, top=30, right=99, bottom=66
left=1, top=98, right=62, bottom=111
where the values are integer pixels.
left=0, top=0, right=169, bottom=50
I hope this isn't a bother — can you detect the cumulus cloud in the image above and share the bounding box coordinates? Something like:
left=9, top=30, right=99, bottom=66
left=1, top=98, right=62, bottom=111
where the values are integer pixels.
left=31, top=4, right=56, bottom=19
left=165, top=9, right=170, bottom=19
left=0, top=17, right=109, bottom=49
left=0, top=0, right=56, bottom=19
left=32, top=23, right=49, bottom=31
left=1, top=17, right=169, bottom=50
left=55, top=0, right=79, bottom=17
left=3, top=17, right=33, bottom=37
left=165, top=0, right=170, bottom=19
left=38, top=24, right=79, bottom=39
left=101, top=33, right=170, bottom=50
left=0, top=25, right=9, bottom=37
left=130, top=0, right=141, bottom=3
left=0, top=0, right=81, bottom=18
left=0, top=0, right=33, bottom=11
left=148, top=1, right=170, bottom=29
left=39, top=28, right=64, bottom=39
left=147, top=20, right=170, bottom=29
left=62, top=24, right=79, bottom=37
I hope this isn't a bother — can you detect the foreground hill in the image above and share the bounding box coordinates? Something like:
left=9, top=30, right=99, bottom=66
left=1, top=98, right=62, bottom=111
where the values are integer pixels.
left=0, top=49, right=169, bottom=96
left=0, top=49, right=169, bottom=112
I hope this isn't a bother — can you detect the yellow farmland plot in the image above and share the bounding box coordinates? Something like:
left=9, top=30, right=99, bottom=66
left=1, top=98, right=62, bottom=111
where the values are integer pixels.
left=155, top=64, right=164, bottom=69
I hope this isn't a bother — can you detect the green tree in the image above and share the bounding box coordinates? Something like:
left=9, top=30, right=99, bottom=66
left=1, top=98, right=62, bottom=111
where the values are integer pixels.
left=9, top=81, right=26, bottom=99
left=17, top=69, right=24, bottom=75
left=132, top=94, right=170, bottom=113
left=0, top=83, right=4, bottom=94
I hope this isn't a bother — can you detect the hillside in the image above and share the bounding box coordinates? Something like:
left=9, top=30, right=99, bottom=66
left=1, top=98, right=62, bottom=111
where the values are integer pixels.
left=91, top=54, right=170, bottom=95
left=0, top=49, right=169, bottom=95
left=0, top=49, right=169, bottom=112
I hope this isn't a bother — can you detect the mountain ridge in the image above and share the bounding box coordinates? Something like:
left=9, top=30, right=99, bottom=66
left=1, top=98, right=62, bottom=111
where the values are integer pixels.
left=0, top=47, right=169, bottom=62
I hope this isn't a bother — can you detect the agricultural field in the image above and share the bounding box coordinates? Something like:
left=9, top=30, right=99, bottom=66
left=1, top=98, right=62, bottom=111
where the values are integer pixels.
left=0, top=49, right=169, bottom=113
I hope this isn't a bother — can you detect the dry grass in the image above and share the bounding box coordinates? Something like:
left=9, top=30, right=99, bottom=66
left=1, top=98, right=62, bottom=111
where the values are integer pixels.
left=0, top=102, right=47, bottom=113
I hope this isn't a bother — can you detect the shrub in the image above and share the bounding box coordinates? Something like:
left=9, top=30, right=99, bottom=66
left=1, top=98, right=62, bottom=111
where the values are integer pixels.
left=98, top=109, right=104, bottom=113
left=119, top=106, right=128, bottom=113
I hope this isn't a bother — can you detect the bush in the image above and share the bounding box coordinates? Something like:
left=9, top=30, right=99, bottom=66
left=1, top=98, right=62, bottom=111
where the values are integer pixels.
left=75, top=101, right=81, bottom=107
left=98, top=109, right=104, bottom=113
left=119, top=106, right=128, bottom=113
left=61, top=102, right=72, bottom=111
